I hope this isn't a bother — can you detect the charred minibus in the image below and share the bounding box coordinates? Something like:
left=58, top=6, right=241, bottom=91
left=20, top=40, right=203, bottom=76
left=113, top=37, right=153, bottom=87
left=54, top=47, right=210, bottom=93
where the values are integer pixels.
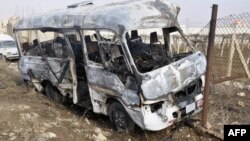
left=14, top=0, right=206, bottom=131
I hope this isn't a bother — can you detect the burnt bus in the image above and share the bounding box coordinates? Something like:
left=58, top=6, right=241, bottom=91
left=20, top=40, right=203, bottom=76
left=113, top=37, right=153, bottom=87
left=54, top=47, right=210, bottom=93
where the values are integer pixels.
left=14, top=0, right=206, bottom=131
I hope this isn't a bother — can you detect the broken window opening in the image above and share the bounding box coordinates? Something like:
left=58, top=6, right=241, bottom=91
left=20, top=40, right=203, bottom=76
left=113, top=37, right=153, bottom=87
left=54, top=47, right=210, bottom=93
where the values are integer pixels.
left=84, top=29, right=137, bottom=88
left=126, top=27, right=194, bottom=73
left=40, top=32, right=69, bottom=59
left=83, top=30, right=102, bottom=64
left=97, top=30, right=134, bottom=85
left=17, top=30, right=43, bottom=56
left=169, top=29, right=194, bottom=62
left=17, top=30, right=70, bottom=59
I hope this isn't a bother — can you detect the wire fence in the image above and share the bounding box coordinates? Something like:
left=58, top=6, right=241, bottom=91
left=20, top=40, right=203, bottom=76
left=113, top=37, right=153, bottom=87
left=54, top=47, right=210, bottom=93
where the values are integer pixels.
left=172, top=12, right=250, bottom=83
left=200, top=12, right=250, bottom=82
left=187, top=12, right=250, bottom=134
left=171, top=12, right=250, bottom=135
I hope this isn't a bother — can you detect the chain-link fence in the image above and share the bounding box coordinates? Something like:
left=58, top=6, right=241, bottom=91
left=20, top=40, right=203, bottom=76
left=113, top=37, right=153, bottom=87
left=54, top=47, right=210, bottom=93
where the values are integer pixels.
left=192, top=13, right=250, bottom=82
left=190, top=12, right=250, bottom=135
left=171, top=12, right=250, bottom=135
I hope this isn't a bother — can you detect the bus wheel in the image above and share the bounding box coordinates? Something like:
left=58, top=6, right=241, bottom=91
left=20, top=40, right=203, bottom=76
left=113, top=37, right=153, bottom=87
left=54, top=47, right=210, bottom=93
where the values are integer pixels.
left=45, top=83, right=64, bottom=104
left=108, top=101, right=135, bottom=132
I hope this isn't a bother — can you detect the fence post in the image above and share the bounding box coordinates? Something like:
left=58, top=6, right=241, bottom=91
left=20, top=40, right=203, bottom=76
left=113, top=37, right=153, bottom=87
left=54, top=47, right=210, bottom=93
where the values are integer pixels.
left=201, top=4, right=218, bottom=128
left=220, top=36, right=226, bottom=57
left=234, top=39, right=250, bottom=78
left=226, top=34, right=236, bottom=77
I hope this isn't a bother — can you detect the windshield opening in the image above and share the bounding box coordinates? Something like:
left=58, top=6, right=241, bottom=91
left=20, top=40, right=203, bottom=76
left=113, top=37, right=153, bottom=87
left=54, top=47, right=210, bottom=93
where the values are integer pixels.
left=0, top=41, right=16, bottom=48
left=126, top=27, right=194, bottom=73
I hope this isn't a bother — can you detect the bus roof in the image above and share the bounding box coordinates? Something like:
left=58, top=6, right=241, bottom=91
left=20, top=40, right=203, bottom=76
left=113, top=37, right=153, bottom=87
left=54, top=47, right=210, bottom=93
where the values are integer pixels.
left=15, top=0, right=180, bottom=35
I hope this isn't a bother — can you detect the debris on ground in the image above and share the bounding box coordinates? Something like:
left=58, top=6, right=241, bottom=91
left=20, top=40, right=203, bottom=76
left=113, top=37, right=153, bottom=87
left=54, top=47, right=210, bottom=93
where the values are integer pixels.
left=237, top=101, right=245, bottom=107
left=93, top=128, right=107, bottom=141
left=237, top=92, right=246, bottom=97
left=37, top=132, right=57, bottom=141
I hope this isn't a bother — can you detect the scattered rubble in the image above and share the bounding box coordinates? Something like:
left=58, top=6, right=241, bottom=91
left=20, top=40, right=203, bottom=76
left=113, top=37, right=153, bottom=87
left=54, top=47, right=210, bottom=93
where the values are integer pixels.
left=93, top=128, right=107, bottom=141
left=233, top=82, right=244, bottom=89
left=20, top=112, right=39, bottom=120
left=18, top=105, right=31, bottom=110
left=223, top=81, right=230, bottom=86
left=2, top=133, right=8, bottom=136
left=94, top=128, right=102, bottom=134
left=223, top=81, right=250, bottom=92
left=8, top=133, right=17, bottom=141
left=237, top=101, right=245, bottom=107
left=8, top=132, right=15, bottom=137
left=37, top=132, right=57, bottom=141
left=237, top=92, right=246, bottom=97
left=8, top=136, right=17, bottom=141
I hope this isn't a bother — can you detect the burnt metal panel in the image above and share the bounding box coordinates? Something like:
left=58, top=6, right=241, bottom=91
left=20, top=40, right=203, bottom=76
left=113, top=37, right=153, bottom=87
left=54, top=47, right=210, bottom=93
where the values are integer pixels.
left=15, top=0, right=180, bottom=35
left=140, top=51, right=207, bottom=100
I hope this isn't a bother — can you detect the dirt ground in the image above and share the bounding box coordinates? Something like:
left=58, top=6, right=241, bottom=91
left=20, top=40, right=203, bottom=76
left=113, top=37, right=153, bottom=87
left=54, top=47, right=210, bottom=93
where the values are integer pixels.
left=208, top=78, right=250, bottom=135
left=0, top=59, right=227, bottom=141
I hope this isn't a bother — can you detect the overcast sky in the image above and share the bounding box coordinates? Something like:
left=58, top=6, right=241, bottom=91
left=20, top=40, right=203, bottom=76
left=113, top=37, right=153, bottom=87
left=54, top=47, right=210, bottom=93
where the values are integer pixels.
left=0, top=0, right=249, bottom=27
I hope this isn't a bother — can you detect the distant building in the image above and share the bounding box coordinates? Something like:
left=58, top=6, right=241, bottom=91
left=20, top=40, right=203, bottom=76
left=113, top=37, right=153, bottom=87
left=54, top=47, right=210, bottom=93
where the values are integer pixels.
left=7, top=16, right=19, bottom=37
left=180, top=25, right=203, bottom=35
left=0, top=18, right=4, bottom=33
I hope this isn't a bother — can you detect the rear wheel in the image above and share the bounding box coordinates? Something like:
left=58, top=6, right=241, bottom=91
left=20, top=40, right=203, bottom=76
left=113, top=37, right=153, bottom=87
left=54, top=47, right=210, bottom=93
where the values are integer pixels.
left=45, top=83, right=65, bottom=104
left=108, top=101, right=135, bottom=132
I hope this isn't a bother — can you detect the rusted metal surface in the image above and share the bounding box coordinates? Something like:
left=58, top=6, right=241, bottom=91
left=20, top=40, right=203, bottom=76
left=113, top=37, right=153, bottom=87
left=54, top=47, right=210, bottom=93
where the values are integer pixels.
left=201, top=4, right=218, bottom=127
